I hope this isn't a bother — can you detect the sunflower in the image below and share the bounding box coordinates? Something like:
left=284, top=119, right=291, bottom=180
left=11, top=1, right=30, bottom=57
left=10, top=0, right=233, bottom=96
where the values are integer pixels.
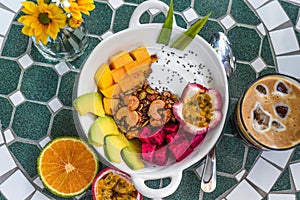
left=68, top=17, right=82, bottom=28
left=18, top=0, right=67, bottom=45
left=65, top=0, right=95, bottom=20
left=75, top=0, right=95, bottom=15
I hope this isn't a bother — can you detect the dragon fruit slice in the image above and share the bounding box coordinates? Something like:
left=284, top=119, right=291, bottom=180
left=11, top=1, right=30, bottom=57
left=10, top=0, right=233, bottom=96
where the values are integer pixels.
left=148, top=128, right=165, bottom=146
left=154, top=146, right=168, bottom=166
left=137, top=126, right=152, bottom=144
left=163, top=123, right=180, bottom=133
left=141, top=143, right=156, bottom=163
left=167, top=128, right=189, bottom=144
left=168, top=139, right=190, bottom=162
left=189, top=134, right=205, bottom=149
left=166, top=131, right=177, bottom=144
left=173, top=83, right=222, bottom=135
left=176, top=147, right=194, bottom=162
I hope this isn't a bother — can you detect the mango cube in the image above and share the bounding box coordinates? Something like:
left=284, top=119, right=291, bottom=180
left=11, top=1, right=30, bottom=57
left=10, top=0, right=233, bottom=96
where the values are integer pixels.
left=100, top=84, right=121, bottom=98
left=111, top=67, right=127, bottom=83
left=94, top=64, right=114, bottom=90
left=129, top=46, right=151, bottom=61
left=109, top=52, right=133, bottom=69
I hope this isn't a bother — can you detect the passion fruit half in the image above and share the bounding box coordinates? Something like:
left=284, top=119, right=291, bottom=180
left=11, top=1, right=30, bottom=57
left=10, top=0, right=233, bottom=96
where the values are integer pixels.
left=172, top=83, right=222, bottom=135
left=92, top=167, right=142, bottom=200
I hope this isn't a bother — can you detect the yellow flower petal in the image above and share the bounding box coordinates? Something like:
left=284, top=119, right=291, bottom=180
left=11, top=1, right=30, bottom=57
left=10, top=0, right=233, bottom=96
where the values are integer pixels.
left=68, top=18, right=82, bottom=28
left=37, top=33, right=49, bottom=45
left=21, top=26, right=34, bottom=36
left=34, top=24, right=43, bottom=37
left=18, top=0, right=68, bottom=45
left=47, top=23, right=60, bottom=39
left=21, top=1, right=39, bottom=15
left=18, top=15, right=39, bottom=27
left=77, top=4, right=95, bottom=15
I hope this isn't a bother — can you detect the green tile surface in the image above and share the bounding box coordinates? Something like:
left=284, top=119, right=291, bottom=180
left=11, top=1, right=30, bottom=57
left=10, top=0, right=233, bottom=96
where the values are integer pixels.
left=228, top=63, right=256, bottom=98
left=217, top=135, right=245, bottom=174
left=228, top=26, right=261, bottom=62
left=51, top=109, right=78, bottom=139
left=231, top=0, right=260, bottom=26
left=261, top=36, right=275, bottom=66
left=271, top=167, right=291, bottom=192
left=113, top=4, right=137, bottom=33
left=30, top=43, right=58, bottom=64
left=12, top=102, right=51, bottom=140
left=161, top=0, right=191, bottom=12
left=200, top=20, right=224, bottom=42
left=1, top=25, right=28, bottom=58
left=279, top=0, right=299, bottom=25
left=69, top=37, right=100, bottom=69
left=0, top=58, right=21, bottom=95
left=259, top=66, right=276, bottom=76
left=245, top=148, right=260, bottom=171
left=0, top=194, right=6, bottom=200
left=85, top=2, right=113, bottom=35
left=8, top=142, right=40, bottom=178
left=21, top=65, right=58, bottom=102
left=194, top=0, right=229, bottom=19
left=0, top=97, right=13, bottom=130
left=291, top=146, right=300, bottom=162
left=0, top=0, right=299, bottom=200
left=203, top=175, right=237, bottom=199
left=58, top=71, right=78, bottom=107
left=165, top=171, right=201, bottom=200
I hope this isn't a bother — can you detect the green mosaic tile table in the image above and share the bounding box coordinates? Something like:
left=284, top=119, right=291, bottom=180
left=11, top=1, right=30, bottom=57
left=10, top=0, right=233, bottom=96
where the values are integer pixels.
left=0, top=0, right=300, bottom=199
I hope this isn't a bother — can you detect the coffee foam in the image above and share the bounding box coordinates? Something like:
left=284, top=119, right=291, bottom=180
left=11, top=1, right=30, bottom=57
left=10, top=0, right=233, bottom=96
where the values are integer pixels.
left=241, top=75, right=300, bottom=149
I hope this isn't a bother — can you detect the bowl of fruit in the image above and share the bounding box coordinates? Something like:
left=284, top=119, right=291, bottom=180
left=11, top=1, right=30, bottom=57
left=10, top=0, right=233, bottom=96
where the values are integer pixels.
left=73, top=0, right=229, bottom=198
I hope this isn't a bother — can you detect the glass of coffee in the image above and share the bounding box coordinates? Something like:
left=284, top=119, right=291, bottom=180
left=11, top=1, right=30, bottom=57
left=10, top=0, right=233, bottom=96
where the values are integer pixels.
left=233, top=73, right=300, bottom=150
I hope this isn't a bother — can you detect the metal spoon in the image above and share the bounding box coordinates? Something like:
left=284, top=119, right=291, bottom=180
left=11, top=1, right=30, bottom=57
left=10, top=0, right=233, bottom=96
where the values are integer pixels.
left=199, top=32, right=236, bottom=193
left=209, top=32, right=236, bottom=77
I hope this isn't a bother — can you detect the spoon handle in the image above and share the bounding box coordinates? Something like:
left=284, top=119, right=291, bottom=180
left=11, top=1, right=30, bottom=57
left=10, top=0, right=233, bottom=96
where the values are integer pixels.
left=201, top=146, right=216, bottom=193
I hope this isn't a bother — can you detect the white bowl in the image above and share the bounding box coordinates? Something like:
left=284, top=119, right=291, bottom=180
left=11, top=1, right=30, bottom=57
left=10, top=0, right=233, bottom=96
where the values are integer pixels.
left=74, top=0, right=229, bottom=198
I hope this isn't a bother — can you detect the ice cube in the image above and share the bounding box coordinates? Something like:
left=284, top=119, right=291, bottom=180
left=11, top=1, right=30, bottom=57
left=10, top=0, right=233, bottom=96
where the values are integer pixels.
left=271, top=120, right=285, bottom=131
left=252, top=103, right=271, bottom=132
left=256, top=84, right=267, bottom=95
left=275, top=105, right=289, bottom=118
left=276, top=81, right=289, bottom=94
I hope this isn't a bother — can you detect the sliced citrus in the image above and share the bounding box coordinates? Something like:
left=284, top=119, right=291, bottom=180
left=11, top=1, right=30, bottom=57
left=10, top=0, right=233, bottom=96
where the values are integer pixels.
left=37, top=137, right=99, bottom=197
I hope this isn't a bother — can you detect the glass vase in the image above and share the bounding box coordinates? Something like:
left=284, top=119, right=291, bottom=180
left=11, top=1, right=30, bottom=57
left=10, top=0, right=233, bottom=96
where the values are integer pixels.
left=32, top=22, right=88, bottom=62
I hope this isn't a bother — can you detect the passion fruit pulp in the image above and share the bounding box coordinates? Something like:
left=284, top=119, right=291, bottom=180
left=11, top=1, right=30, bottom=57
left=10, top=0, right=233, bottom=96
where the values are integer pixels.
left=172, top=83, right=222, bottom=135
left=92, top=167, right=142, bottom=200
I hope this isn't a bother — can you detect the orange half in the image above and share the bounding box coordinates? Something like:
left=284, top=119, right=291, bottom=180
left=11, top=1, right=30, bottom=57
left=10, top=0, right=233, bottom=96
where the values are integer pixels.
left=37, top=137, right=99, bottom=197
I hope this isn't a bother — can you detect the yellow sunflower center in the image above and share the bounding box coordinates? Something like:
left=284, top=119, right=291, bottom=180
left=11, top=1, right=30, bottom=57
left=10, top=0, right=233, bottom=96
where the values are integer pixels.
left=39, top=13, right=51, bottom=25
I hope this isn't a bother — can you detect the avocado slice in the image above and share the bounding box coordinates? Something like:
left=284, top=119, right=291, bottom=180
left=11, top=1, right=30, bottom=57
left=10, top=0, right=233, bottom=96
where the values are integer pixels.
left=121, top=139, right=144, bottom=170
left=73, top=92, right=105, bottom=117
left=104, top=134, right=129, bottom=163
left=88, top=115, right=119, bottom=146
